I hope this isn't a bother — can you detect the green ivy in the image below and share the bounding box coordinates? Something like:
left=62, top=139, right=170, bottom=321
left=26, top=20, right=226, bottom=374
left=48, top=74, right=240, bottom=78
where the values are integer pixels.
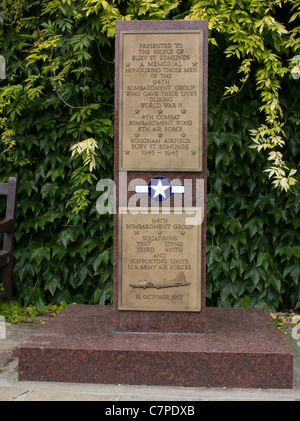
left=0, top=0, right=115, bottom=307
left=188, top=0, right=300, bottom=191
left=0, top=299, right=67, bottom=323
left=0, top=0, right=299, bottom=311
left=206, top=46, right=299, bottom=310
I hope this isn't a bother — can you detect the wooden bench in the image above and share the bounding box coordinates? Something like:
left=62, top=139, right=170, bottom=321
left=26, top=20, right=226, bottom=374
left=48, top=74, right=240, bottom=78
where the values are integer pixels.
left=0, top=177, right=18, bottom=302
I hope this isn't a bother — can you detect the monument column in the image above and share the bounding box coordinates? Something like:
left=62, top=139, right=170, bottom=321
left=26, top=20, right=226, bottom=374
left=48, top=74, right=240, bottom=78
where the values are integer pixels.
left=113, top=20, right=208, bottom=333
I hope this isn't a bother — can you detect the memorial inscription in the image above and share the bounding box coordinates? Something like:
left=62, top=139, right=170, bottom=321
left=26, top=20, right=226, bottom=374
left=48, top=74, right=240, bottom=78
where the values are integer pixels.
left=119, top=209, right=201, bottom=311
left=119, top=31, right=203, bottom=171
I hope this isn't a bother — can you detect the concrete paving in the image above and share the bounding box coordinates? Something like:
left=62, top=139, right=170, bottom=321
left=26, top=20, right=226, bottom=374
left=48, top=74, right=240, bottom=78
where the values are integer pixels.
left=0, top=315, right=299, bottom=401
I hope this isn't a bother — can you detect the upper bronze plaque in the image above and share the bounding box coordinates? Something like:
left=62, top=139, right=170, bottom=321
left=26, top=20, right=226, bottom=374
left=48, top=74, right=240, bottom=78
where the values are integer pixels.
left=119, top=30, right=204, bottom=171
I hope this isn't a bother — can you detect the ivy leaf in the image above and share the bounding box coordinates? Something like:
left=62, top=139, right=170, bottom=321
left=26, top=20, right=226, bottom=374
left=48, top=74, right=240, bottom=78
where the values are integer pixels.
left=45, top=277, right=61, bottom=296
left=257, top=252, right=272, bottom=271
left=245, top=263, right=260, bottom=287
left=30, top=244, right=51, bottom=265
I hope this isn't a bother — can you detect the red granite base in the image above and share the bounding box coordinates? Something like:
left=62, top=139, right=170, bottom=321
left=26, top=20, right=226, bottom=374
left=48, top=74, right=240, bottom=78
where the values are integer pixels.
left=18, top=305, right=293, bottom=388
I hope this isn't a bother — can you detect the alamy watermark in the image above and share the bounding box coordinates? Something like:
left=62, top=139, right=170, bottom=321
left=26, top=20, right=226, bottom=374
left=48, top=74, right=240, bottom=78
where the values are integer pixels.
left=0, top=55, right=6, bottom=80
left=96, top=172, right=204, bottom=225
left=292, top=323, right=300, bottom=348
left=0, top=316, right=5, bottom=340
left=291, top=55, right=300, bottom=80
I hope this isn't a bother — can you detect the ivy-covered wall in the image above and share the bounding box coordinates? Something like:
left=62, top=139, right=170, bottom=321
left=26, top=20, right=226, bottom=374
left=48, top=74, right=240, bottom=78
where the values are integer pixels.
left=0, top=0, right=299, bottom=311
left=206, top=48, right=299, bottom=310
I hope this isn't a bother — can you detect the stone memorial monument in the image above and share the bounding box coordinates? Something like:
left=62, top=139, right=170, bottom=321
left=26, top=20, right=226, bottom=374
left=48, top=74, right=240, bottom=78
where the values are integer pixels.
left=18, top=20, right=293, bottom=389
left=114, top=20, right=207, bottom=334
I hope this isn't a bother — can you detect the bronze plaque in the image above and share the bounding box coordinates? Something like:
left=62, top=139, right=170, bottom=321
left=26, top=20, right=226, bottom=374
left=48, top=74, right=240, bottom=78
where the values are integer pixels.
left=119, top=31, right=204, bottom=171
left=118, top=208, right=201, bottom=311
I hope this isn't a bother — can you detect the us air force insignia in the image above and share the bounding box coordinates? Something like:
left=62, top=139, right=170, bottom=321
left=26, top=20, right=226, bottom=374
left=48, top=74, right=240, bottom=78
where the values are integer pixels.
left=135, top=176, right=185, bottom=202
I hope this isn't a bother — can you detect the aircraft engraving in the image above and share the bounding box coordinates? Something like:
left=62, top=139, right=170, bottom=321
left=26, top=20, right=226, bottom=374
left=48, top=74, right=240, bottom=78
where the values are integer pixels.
left=129, top=272, right=190, bottom=289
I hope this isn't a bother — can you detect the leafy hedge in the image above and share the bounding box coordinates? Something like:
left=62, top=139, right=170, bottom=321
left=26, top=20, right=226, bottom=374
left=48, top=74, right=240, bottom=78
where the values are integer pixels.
left=0, top=0, right=116, bottom=306
left=0, top=0, right=299, bottom=311
left=206, top=49, right=299, bottom=309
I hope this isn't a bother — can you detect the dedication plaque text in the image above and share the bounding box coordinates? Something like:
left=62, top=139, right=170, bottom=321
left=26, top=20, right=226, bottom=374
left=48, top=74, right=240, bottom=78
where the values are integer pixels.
left=119, top=31, right=204, bottom=171
left=119, top=209, right=201, bottom=311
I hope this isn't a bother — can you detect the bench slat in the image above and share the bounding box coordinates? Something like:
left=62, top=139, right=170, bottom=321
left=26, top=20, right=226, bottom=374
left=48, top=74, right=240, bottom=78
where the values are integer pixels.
left=0, top=291, right=8, bottom=300
left=0, top=218, right=14, bottom=233
left=0, top=177, right=18, bottom=302
left=0, top=184, right=9, bottom=195
left=0, top=250, right=10, bottom=268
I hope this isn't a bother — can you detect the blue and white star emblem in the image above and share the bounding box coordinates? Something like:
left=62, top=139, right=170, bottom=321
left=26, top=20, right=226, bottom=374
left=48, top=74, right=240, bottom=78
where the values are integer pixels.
left=135, top=177, right=184, bottom=202
left=148, top=177, right=172, bottom=202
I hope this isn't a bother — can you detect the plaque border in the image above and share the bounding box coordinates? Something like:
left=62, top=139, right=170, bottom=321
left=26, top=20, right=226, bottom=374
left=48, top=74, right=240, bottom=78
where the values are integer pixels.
left=118, top=207, right=202, bottom=312
left=119, top=30, right=204, bottom=172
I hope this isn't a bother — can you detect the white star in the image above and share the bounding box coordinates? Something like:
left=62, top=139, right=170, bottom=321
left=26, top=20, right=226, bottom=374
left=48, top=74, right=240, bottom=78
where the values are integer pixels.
left=150, top=179, right=170, bottom=199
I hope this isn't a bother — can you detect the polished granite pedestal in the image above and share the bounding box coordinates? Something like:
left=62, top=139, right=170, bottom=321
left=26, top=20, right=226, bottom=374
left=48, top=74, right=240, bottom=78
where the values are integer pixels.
left=18, top=304, right=293, bottom=389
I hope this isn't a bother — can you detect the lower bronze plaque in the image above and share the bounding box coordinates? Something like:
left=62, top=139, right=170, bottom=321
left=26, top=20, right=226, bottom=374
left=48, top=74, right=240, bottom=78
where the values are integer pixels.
left=119, top=208, right=201, bottom=311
